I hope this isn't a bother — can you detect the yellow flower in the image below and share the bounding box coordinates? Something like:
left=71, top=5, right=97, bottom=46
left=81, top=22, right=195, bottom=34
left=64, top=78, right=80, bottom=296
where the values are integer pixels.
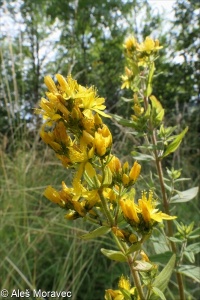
left=118, top=275, right=131, bottom=291
left=133, top=103, right=144, bottom=116
left=120, top=198, right=140, bottom=223
left=43, top=184, right=73, bottom=208
left=105, top=289, right=124, bottom=300
left=107, top=155, right=121, bottom=174
left=112, top=227, right=125, bottom=239
left=68, top=138, right=94, bottom=164
left=121, top=75, right=130, bottom=90
left=65, top=211, right=78, bottom=220
left=44, top=186, right=63, bottom=205
left=72, top=201, right=86, bottom=216
left=82, top=189, right=100, bottom=209
left=44, top=75, right=58, bottom=93
left=81, top=111, right=96, bottom=134
left=137, top=36, right=163, bottom=54
left=123, top=36, right=137, bottom=51
left=56, top=74, right=79, bottom=99
left=122, top=161, right=129, bottom=173
left=103, top=188, right=117, bottom=203
left=105, top=275, right=136, bottom=300
left=38, top=74, right=111, bottom=128
left=129, top=161, right=141, bottom=182
left=40, top=130, right=62, bottom=152
left=81, top=130, right=94, bottom=145
left=94, top=125, right=112, bottom=156
left=40, top=121, right=72, bottom=154
left=138, top=191, right=177, bottom=223
left=77, top=85, right=111, bottom=118
left=122, top=173, right=129, bottom=185
left=129, top=233, right=138, bottom=244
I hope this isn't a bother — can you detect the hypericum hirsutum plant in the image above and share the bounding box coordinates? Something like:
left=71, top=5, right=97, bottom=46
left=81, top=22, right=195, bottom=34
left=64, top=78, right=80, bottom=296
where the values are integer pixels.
left=36, top=35, right=198, bottom=300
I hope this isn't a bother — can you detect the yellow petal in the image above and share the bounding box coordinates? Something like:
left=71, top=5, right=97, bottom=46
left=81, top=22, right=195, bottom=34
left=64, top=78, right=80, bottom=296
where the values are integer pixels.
left=44, top=76, right=57, bottom=93
left=151, top=212, right=177, bottom=222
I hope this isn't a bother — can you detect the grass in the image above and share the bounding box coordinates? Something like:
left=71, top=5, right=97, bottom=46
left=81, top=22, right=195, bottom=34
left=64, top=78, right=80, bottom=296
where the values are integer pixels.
left=0, top=32, right=199, bottom=300
left=0, top=144, right=127, bottom=300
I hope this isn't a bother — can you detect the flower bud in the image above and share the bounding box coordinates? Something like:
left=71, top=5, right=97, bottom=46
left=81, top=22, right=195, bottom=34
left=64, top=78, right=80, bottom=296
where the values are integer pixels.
left=94, top=125, right=112, bottom=156
left=122, top=173, right=129, bottom=185
left=129, top=161, right=141, bottom=182
left=107, top=155, right=121, bottom=173
left=44, top=76, right=57, bottom=93
left=129, top=234, right=138, bottom=244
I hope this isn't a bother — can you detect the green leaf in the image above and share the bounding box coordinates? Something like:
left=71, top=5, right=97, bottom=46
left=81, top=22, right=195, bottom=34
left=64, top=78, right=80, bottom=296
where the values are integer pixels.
left=177, top=265, right=200, bottom=282
left=102, top=166, right=112, bottom=185
left=131, top=62, right=140, bottom=75
left=152, top=254, right=176, bottom=292
left=149, top=251, right=174, bottom=265
left=174, top=177, right=190, bottom=183
left=188, top=227, right=200, bottom=239
left=121, top=97, right=134, bottom=102
left=151, top=287, right=166, bottom=300
left=125, top=243, right=141, bottom=255
left=162, top=127, right=188, bottom=158
left=101, top=248, right=127, bottom=262
left=183, top=251, right=195, bottom=263
left=167, top=237, right=183, bottom=243
left=133, top=260, right=153, bottom=271
left=185, top=242, right=200, bottom=255
left=150, top=95, right=163, bottom=111
left=80, top=226, right=110, bottom=240
left=146, top=84, right=153, bottom=97
left=119, top=288, right=131, bottom=300
left=109, top=114, right=135, bottom=128
left=131, top=151, right=154, bottom=161
left=146, top=63, right=155, bottom=96
left=170, top=187, right=199, bottom=203
left=156, top=108, right=165, bottom=123
left=151, top=230, right=171, bottom=254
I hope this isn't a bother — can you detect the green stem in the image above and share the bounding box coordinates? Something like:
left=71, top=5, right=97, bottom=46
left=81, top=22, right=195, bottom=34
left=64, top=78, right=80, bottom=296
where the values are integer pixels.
left=98, top=189, right=114, bottom=226
left=111, top=232, right=145, bottom=300
left=144, top=96, right=185, bottom=300
left=127, top=256, right=145, bottom=300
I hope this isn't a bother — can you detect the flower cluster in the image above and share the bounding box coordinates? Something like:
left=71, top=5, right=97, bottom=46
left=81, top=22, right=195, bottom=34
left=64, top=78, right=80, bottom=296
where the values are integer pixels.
left=37, top=75, right=112, bottom=168
left=37, top=74, right=142, bottom=221
left=37, top=33, right=181, bottom=300
left=105, top=275, right=136, bottom=300
left=121, top=36, right=164, bottom=133
left=121, top=35, right=162, bottom=89
left=37, top=74, right=176, bottom=228
left=123, top=35, right=162, bottom=63
left=120, top=191, right=176, bottom=233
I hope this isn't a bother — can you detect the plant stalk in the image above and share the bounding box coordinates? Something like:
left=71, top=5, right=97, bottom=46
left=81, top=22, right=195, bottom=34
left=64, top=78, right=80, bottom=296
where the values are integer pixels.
left=127, top=257, right=146, bottom=300
left=143, top=96, right=185, bottom=300
left=111, top=232, right=145, bottom=300
left=98, top=189, right=114, bottom=226
left=152, top=132, right=185, bottom=300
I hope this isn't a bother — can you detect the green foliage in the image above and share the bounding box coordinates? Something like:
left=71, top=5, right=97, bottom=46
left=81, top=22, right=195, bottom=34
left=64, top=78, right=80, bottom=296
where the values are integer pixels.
left=80, top=226, right=111, bottom=240
left=151, top=255, right=176, bottom=294
left=101, top=249, right=128, bottom=262
left=0, top=148, right=127, bottom=299
left=1, top=0, right=199, bottom=299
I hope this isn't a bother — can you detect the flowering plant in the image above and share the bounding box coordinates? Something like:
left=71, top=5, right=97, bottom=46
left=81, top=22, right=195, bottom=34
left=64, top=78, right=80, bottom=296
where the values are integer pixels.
left=36, top=35, right=198, bottom=300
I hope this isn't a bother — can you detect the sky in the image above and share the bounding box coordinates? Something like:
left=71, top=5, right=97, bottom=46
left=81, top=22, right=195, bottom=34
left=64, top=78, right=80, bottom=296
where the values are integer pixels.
left=148, top=0, right=176, bottom=20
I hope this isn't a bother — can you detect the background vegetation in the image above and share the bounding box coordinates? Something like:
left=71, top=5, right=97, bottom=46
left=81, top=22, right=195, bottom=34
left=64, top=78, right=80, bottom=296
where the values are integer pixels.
left=0, top=0, right=199, bottom=299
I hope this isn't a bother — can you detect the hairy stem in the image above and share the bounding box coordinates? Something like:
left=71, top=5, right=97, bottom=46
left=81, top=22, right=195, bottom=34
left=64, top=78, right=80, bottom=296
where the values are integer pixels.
left=98, top=189, right=114, bottom=226
left=111, top=232, right=145, bottom=300
left=144, top=96, right=185, bottom=300
left=127, top=256, right=146, bottom=300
